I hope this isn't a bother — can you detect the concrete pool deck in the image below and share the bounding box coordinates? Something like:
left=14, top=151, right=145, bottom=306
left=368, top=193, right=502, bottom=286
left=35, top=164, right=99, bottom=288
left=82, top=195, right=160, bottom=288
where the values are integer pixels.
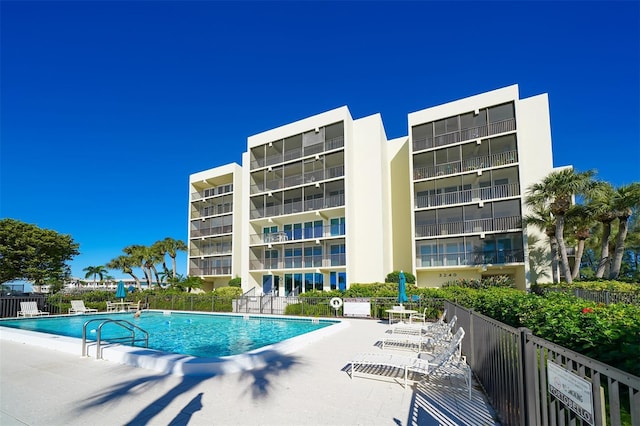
left=0, top=317, right=500, bottom=425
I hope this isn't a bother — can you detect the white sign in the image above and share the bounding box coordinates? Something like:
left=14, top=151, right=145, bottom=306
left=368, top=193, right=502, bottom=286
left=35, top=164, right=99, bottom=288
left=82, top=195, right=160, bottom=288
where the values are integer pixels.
left=343, top=298, right=371, bottom=318
left=547, top=360, right=594, bottom=425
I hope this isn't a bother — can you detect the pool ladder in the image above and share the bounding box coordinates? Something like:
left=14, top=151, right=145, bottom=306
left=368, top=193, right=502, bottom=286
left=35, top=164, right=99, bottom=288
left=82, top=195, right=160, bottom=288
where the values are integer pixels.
left=81, top=318, right=149, bottom=359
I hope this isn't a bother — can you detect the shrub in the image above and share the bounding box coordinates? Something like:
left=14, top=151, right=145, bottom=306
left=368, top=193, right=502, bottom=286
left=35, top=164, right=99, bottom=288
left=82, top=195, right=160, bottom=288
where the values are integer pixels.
left=385, top=271, right=416, bottom=284
left=228, top=277, right=241, bottom=287
left=214, top=286, right=243, bottom=298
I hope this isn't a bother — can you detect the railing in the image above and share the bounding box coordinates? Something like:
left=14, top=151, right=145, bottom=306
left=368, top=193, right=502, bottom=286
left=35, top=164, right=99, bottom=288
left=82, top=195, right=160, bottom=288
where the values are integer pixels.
left=81, top=318, right=149, bottom=359
left=413, top=118, right=516, bottom=152
left=250, top=136, right=345, bottom=169
left=189, top=266, right=232, bottom=276
left=249, top=253, right=346, bottom=270
left=445, top=301, right=640, bottom=426
left=414, top=150, right=518, bottom=180
left=532, top=287, right=640, bottom=305
left=415, top=182, right=520, bottom=209
left=250, top=193, right=345, bottom=219
left=190, top=203, right=233, bottom=220
left=0, top=295, right=48, bottom=318
left=416, top=215, right=522, bottom=238
left=416, top=249, right=524, bottom=268
left=188, top=245, right=233, bottom=257
left=189, top=225, right=233, bottom=238
left=250, top=224, right=346, bottom=245
left=250, top=165, right=345, bottom=195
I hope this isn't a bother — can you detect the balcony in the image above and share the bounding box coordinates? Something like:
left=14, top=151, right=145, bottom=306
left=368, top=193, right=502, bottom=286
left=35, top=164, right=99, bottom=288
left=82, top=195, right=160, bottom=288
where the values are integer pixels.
left=251, top=193, right=345, bottom=219
left=189, top=245, right=232, bottom=257
left=249, top=253, right=346, bottom=270
left=415, top=216, right=522, bottom=238
left=415, top=182, right=520, bottom=209
left=414, top=150, right=517, bottom=180
left=189, top=225, right=233, bottom=238
left=249, top=223, right=346, bottom=245
left=189, top=266, right=232, bottom=276
left=251, top=136, right=345, bottom=170
left=413, top=118, right=515, bottom=152
left=250, top=165, right=344, bottom=195
left=416, top=248, right=524, bottom=268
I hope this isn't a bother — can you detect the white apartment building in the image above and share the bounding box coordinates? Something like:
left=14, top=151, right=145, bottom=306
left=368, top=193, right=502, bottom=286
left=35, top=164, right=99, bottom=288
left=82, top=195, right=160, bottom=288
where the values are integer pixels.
left=188, top=85, right=557, bottom=293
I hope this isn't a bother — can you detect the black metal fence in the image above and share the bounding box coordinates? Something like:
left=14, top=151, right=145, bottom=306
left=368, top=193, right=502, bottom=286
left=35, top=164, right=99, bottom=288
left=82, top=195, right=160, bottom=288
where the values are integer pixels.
left=445, top=300, right=640, bottom=426
left=0, top=295, right=47, bottom=318
left=533, top=287, right=640, bottom=305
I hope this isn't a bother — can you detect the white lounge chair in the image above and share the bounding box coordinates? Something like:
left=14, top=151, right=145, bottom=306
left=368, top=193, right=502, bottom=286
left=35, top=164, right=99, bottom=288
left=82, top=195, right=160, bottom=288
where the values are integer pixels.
left=383, top=315, right=457, bottom=352
left=106, top=301, right=117, bottom=312
left=69, top=300, right=98, bottom=314
left=17, top=301, right=50, bottom=317
left=350, top=328, right=472, bottom=398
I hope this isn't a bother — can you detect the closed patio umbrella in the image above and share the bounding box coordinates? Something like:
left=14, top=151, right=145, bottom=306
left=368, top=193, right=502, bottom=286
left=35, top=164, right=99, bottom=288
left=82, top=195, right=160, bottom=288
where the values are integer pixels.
left=115, top=280, right=127, bottom=303
left=398, top=270, right=408, bottom=305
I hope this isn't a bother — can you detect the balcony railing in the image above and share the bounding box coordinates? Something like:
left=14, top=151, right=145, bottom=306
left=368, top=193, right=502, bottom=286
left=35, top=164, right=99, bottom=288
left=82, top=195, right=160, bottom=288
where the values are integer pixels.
left=249, top=223, right=346, bottom=245
left=415, top=182, right=520, bottom=209
left=416, top=248, right=524, bottom=268
left=191, top=186, right=233, bottom=201
left=249, top=253, right=346, bottom=270
left=189, top=225, right=233, bottom=238
left=251, top=136, right=345, bottom=170
left=414, top=150, right=517, bottom=180
left=412, top=118, right=516, bottom=152
left=189, top=246, right=233, bottom=257
left=250, top=194, right=345, bottom=219
left=416, top=216, right=522, bottom=238
left=190, top=204, right=233, bottom=220
left=189, top=266, right=232, bottom=276
left=250, top=165, right=345, bottom=195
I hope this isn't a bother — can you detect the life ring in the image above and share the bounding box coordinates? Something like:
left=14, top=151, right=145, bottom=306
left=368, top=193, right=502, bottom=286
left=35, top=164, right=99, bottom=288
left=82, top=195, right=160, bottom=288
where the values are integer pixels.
left=330, top=297, right=343, bottom=309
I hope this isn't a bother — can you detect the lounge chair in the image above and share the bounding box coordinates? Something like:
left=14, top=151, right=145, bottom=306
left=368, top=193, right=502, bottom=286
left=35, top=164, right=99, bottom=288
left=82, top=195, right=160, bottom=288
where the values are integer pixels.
left=410, top=308, right=446, bottom=325
left=18, top=301, right=50, bottom=317
left=106, top=301, right=117, bottom=312
left=384, top=315, right=457, bottom=352
left=350, top=328, right=472, bottom=397
left=69, top=300, right=98, bottom=314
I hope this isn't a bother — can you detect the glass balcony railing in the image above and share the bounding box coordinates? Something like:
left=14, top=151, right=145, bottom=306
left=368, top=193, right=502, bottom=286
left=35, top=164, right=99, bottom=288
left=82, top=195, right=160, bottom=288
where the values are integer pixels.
left=249, top=253, right=346, bottom=270
left=415, top=182, right=520, bottom=209
left=250, top=165, right=345, bottom=195
left=249, top=223, right=346, bottom=245
left=415, top=216, right=521, bottom=238
left=414, top=150, right=517, bottom=180
left=250, top=136, right=345, bottom=170
left=189, top=225, right=233, bottom=238
left=250, top=194, right=345, bottom=219
left=415, top=248, right=524, bottom=268
left=412, top=118, right=516, bottom=152
left=189, top=266, right=232, bottom=276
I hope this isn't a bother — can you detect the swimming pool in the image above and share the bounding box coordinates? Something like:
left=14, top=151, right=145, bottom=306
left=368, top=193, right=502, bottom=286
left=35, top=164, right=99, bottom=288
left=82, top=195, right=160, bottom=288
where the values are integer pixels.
left=0, top=311, right=347, bottom=375
left=0, top=311, right=335, bottom=358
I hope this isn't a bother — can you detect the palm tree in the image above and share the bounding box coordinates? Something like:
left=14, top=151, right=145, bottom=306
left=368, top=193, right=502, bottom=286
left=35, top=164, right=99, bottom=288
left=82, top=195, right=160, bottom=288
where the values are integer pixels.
left=587, top=182, right=618, bottom=278
left=523, top=205, right=559, bottom=283
left=106, top=255, right=142, bottom=290
left=82, top=265, right=107, bottom=286
left=609, top=183, right=640, bottom=279
left=526, top=168, right=596, bottom=284
left=124, top=244, right=163, bottom=289
left=565, top=204, right=595, bottom=280
left=160, top=237, right=187, bottom=279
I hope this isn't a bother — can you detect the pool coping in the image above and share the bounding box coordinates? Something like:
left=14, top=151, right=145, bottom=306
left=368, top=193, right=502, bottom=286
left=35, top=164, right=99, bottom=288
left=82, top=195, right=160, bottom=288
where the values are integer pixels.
left=0, top=310, right=349, bottom=376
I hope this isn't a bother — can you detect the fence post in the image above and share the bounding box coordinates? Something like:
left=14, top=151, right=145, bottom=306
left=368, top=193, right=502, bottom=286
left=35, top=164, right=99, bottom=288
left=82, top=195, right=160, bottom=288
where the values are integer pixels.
left=518, top=327, right=534, bottom=426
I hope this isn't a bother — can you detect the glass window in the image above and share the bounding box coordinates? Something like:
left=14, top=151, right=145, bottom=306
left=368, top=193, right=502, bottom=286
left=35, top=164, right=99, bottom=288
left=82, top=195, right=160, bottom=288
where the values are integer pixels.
left=488, top=103, right=514, bottom=123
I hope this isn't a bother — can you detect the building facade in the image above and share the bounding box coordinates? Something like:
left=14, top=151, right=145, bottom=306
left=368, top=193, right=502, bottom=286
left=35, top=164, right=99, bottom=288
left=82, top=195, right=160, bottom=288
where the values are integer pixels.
left=188, top=85, right=557, bottom=293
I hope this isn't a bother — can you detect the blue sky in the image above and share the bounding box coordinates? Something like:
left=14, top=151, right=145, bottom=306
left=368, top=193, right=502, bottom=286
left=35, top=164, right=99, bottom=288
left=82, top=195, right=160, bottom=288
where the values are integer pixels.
left=1, top=1, right=639, bottom=283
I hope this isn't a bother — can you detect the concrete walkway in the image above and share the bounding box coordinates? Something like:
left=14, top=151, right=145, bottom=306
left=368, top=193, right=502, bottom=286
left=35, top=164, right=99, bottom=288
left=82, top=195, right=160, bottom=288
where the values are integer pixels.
left=0, top=318, right=499, bottom=425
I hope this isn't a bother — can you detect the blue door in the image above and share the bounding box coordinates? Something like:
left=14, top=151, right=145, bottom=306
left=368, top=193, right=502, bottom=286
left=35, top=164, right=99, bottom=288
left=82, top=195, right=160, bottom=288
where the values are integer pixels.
left=262, top=275, right=273, bottom=294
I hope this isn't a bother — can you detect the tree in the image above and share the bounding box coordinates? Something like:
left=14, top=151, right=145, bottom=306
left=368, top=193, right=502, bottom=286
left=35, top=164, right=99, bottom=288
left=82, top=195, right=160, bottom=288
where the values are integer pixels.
left=83, top=265, right=107, bottom=285
left=587, top=181, right=617, bottom=278
left=123, top=245, right=163, bottom=289
left=609, top=183, right=640, bottom=279
left=107, top=255, right=142, bottom=289
left=159, top=237, right=187, bottom=279
left=526, top=169, right=596, bottom=284
left=0, top=218, right=79, bottom=285
left=565, top=205, right=595, bottom=280
left=523, top=205, right=559, bottom=283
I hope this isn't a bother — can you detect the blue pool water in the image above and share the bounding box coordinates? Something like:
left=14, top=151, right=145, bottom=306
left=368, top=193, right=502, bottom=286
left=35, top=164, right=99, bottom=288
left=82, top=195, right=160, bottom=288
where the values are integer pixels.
left=0, top=312, right=336, bottom=358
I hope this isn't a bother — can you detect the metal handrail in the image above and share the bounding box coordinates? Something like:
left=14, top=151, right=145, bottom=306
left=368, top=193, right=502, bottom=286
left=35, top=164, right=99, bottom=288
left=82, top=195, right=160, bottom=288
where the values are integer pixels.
left=82, top=318, right=149, bottom=359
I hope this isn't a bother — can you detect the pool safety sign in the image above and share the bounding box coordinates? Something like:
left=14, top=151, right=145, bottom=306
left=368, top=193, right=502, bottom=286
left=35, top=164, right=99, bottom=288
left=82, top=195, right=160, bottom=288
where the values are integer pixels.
left=547, top=360, right=594, bottom=425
